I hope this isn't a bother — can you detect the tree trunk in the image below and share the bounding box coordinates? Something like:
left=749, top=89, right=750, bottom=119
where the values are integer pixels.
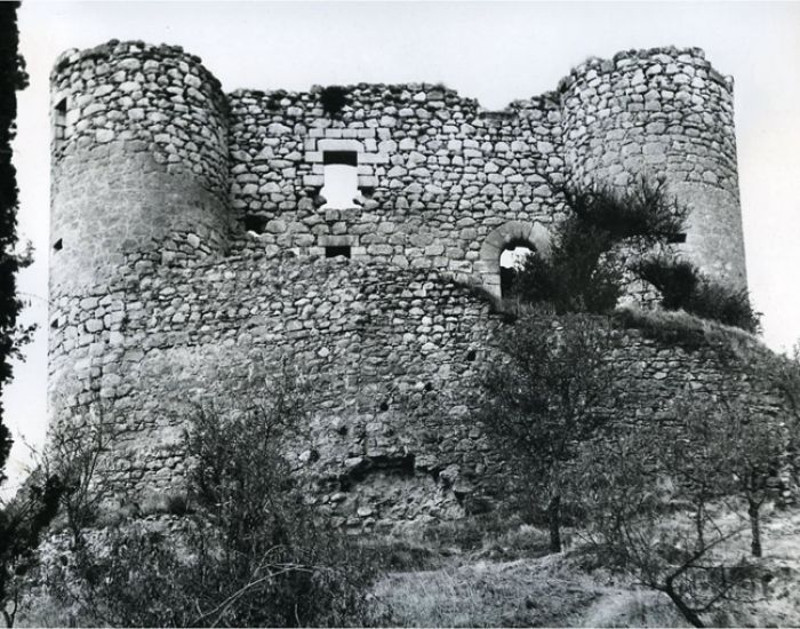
left=664, top=583, right=705, bottom=628
left=694, top=504, right=705, bottom=551
left=748, top=498, right=762, bottom=558
left=547, top=494, right=562, bottom=553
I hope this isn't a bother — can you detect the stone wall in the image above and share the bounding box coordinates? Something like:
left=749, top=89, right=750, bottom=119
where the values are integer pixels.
left=228, top=88, right=565, bottom=295
left=48, top=233, right=784, bottom=531
left=48, top=243, right=499, bottom=528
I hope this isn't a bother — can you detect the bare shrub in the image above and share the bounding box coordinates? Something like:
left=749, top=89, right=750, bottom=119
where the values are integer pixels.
left=575, top=403, right=775, bottom=628
left=38, top=370, right=374, bottom=627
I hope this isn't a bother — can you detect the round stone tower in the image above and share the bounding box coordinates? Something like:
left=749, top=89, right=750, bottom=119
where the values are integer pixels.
left=49, top=40, right=231, bottom=417
left=50, top=40, right=231, bottom=294
left=560, top=47, right=746, bottom=289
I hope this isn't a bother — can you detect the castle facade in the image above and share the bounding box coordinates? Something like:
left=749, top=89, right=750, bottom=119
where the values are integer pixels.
left=48, top=41, right=756, bottom=528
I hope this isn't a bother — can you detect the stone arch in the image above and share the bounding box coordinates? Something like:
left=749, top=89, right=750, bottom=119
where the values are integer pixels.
left=477, top=221, right=552, bottom=298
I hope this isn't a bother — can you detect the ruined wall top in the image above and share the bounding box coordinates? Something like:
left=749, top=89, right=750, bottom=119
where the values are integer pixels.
left=49, top=40, right=745, bottom=300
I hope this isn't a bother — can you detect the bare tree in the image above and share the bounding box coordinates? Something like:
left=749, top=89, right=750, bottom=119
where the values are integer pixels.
left=711, top=398, right=788, bottom=558
left=46, top=405, right=122, bottom=548
left=576, top=416, right=763, bottom=628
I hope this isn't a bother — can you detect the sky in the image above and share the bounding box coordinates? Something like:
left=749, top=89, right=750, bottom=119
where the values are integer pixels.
left=3, top=0, right=800, bottom=492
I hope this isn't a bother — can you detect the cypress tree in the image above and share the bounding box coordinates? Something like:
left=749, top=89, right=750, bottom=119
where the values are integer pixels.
left=0, top=0, right=29, bottom=485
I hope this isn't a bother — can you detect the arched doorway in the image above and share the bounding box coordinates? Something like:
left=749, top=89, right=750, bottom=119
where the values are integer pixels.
left=478, top=221, right=552, bottom=299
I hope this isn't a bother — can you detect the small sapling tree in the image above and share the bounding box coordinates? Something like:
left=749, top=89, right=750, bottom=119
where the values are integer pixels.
left=476, top=310, right=618, bottom=552
left=713, top=397, right=791, bottom=558
left=659, top=400, right=740, bottom=553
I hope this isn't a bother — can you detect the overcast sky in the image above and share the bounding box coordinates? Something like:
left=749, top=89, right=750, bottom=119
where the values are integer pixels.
left=3, top=1, right=800, bottom=492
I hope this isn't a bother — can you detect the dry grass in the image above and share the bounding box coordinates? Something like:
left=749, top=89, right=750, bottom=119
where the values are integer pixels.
left=367, top=505, right=800, bottom=628
left=613, top=304, right=768, bottom=359
left=368, top=554, right=609, bottom=627
left=576, top=589, right=688, bottom=627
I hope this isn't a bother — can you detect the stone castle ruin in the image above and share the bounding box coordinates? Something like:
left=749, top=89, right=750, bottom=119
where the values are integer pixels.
left=48, top=40, right=760, bottom=530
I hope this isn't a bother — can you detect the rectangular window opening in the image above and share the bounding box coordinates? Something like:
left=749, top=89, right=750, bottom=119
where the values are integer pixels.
left=667, top=233, right=687, bottom=244
left=320, top=151, right=359, bottom=209
left=325, top=245, right=351, bottom=259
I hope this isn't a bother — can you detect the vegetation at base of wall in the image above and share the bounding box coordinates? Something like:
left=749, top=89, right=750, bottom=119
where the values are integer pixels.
left=28, top=373, right=375, bottom=628
left=14, top=339, right=800, bottom=627
left=0, top=474, right=64, bottom=627
left=509, top=177, right=686, bottom=315
left=573, top=404, right=786, bottom=628
left=367, top=504, right=800, bottom=628
left=472, top=305, right=800, bottom=627
left=635, top=256, right=761, bottom=333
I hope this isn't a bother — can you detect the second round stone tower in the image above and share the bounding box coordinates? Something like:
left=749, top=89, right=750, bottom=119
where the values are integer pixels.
left=561, top=47, right=746, bottom=289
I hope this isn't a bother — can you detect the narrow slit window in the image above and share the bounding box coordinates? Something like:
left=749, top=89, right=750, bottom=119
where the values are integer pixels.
left=320, top=151, right=358, bottom=209
left=325, top=245, right=351, bottom=259
left=54, top=98, right=67, bottom=145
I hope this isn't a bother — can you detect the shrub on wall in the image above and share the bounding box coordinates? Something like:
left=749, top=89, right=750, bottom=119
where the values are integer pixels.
left=511, top=217, right=623, bottom=314
left=319, top=85, right=348, bottom=116
left=510, top=178, right=686, bottom=314
left=635, top=256, right=761, bottom=333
